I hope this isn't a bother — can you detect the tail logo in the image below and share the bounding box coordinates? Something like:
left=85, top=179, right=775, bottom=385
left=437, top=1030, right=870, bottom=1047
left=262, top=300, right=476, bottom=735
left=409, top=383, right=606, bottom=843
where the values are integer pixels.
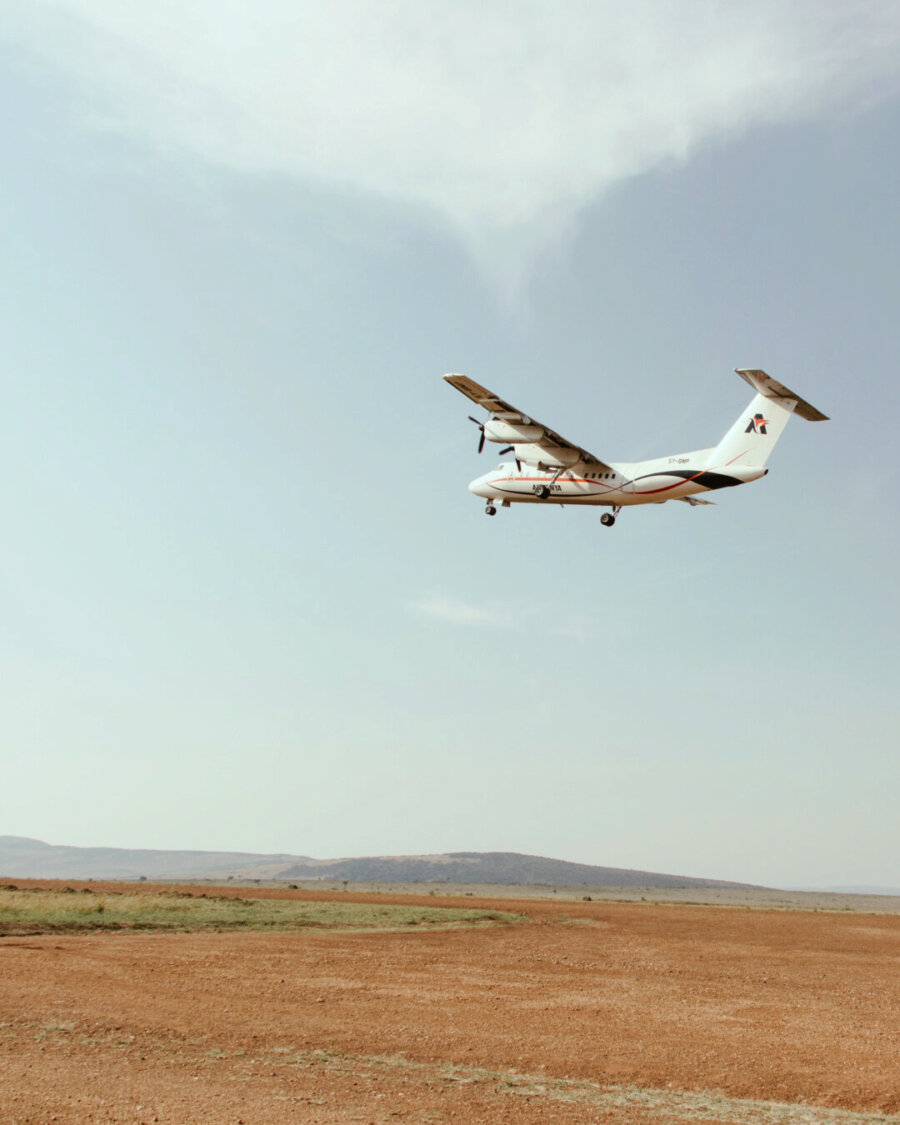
left=744, top=413, right=770, bottom=435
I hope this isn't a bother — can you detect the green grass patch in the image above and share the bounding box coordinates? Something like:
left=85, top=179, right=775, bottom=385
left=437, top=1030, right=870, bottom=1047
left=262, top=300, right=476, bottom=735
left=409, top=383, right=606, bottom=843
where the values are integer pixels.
left=0, top=888, right=521, bottom=936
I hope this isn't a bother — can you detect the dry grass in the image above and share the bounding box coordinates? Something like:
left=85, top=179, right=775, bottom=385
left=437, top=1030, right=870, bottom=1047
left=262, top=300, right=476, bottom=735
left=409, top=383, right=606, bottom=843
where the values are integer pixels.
left=258, top=1048, right=900, bottom=1125
left=0, top=887, right=520, bottom=935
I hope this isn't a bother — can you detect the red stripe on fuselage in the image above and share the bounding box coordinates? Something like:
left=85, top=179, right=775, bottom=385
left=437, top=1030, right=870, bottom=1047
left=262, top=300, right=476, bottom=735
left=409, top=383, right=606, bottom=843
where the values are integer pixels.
left=632, top=470, right=705, bottom=495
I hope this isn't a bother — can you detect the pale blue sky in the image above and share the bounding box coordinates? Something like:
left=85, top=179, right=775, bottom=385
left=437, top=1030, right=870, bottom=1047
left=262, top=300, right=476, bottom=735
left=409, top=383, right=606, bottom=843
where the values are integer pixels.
left=2, top=3, right=898, bottom=887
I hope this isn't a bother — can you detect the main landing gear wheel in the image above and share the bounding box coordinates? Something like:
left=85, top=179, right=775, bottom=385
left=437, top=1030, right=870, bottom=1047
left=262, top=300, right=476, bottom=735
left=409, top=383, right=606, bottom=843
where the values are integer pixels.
left=600, top=512, right=616, bottom=527
left=536, top=486, right=551, bottom=500
left=485, top=504, right=497, bottom=516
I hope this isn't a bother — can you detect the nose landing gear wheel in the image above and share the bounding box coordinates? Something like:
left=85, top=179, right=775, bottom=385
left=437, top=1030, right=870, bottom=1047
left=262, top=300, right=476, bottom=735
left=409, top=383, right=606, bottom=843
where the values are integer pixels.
left=485, top=504, right=497, bottom=516
left=600, top=512, right=616, bottom=527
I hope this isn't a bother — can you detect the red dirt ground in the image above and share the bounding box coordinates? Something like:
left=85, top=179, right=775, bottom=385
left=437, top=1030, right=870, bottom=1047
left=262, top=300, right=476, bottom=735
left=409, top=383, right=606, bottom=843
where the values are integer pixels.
left=1, top=881, right=898, bottom=1124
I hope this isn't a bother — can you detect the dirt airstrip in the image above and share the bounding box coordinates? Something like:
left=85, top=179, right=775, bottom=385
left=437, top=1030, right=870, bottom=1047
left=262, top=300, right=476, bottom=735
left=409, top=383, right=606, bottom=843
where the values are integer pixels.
left=1, top=881, right=899, bottom=1124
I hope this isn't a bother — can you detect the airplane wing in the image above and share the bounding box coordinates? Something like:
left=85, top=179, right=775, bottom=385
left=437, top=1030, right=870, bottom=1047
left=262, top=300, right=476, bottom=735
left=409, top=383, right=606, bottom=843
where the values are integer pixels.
left=444, top=373, right=614, bottom=472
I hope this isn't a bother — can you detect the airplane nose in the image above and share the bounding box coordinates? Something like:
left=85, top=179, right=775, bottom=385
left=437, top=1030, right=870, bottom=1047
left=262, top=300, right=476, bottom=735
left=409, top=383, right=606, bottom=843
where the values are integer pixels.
left=468, top=475, right=491, bottom=497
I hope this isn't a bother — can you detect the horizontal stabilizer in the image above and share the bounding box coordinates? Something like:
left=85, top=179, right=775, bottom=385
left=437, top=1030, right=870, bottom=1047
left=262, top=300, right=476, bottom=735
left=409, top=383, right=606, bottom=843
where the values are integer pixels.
left=734, top=369, right=828, bottom=422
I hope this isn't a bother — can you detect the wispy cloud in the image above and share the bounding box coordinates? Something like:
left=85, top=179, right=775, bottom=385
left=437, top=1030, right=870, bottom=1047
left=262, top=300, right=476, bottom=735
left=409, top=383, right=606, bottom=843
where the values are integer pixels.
left=8, top=2, right=900, bottom=287
left=408, top=595, right=508, bottom=627
left=409, top=594, right=598, bottom=639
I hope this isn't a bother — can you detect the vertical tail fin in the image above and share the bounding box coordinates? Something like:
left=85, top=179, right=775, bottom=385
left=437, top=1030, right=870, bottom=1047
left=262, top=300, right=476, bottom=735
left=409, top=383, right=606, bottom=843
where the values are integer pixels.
left=710, top=393, right=796, bottom=468
left=708, top=370, right=828, bottom=469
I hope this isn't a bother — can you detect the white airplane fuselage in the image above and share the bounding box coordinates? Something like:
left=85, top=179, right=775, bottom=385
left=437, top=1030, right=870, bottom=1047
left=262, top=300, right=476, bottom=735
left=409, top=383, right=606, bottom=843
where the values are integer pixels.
left=447, top=368, right=827, bottom=524
left=469, top=450, right=767, bottom=507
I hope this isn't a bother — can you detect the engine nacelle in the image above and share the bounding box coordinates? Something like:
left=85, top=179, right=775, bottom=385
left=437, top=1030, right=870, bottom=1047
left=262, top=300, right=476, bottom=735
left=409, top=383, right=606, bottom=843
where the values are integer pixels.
left=483, top=419, right=544, bottom=444
left=514, top=443, right=580, bottom=469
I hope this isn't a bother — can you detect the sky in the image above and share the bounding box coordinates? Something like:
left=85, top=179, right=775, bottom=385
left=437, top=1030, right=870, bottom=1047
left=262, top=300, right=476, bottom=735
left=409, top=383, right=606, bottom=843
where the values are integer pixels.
left=2, top=1, right=898, bottom=889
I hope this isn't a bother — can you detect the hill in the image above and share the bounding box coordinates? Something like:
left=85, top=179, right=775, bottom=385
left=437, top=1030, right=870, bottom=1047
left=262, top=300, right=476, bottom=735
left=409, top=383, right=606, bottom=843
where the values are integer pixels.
left=277, top=851, right=755, bottom=888
left=0, top=838, right=754, bottom=887
left=0, top=836, right=304, bottom=880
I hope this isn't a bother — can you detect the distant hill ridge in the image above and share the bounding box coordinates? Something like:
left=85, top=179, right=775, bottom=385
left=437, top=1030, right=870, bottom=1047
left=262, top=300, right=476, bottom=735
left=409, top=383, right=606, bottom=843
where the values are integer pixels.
left=0, top=837, right=755, bottom=887
left=277, top=851, right=756, bottom=888
left=0, top=836, right=305, bottom=880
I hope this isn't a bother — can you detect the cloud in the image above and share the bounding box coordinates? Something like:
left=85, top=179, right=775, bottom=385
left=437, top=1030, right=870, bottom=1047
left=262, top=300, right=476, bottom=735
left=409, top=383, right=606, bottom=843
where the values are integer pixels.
left=7, top=1, right=900, bottom=287
left=409, top=594, right=597, bottom=638
left=409, top=595, right=507, bottom=627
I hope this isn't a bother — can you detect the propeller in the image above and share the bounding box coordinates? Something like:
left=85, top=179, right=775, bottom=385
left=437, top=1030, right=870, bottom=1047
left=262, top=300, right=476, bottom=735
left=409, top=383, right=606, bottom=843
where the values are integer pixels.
left=468, top=415, right=486, bottom=453
left=466, top=417, right=514, bottom=457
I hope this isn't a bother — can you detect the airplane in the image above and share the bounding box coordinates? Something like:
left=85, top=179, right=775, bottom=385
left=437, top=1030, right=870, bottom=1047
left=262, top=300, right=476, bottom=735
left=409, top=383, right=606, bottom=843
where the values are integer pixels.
left=445, top=368, right=827, bottom=525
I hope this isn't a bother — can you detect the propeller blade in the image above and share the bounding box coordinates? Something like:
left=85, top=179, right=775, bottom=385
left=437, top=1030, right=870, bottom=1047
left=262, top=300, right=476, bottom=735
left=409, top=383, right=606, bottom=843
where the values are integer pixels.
left=497, top=446, right=514, bottom=455
left=467, top=415, right=486, bottom=453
